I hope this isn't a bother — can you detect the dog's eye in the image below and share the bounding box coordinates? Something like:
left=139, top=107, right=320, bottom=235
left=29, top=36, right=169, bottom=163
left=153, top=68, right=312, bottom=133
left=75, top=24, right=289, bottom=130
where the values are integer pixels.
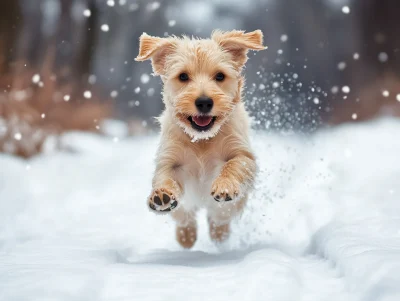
left=215, top=72, right=225, bottom=82
left=179, top=73, right=189, bottom=82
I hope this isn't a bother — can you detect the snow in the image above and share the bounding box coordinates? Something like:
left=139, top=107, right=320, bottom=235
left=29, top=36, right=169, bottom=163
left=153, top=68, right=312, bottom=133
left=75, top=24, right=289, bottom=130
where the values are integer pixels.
left=13, top=133, right=22, bottom=141
left=1, top=119, right=400, bottom=300
left=83, top=91, right=92, bottom=99
left=83, top=9, right=91, bottom=17
left=100, top=24, right=110, bottom=32
left=110, top=90, right=118, bottom=98
left=379, top=52, right=389, bottom=63
left=342, top=86, right=350, bottom=94
left=32, top=74, right=40, bottom=84
left=140, top=73, right=150, bottom=84
left=342, top=6, right=350, bottom=14
left=338, top=61, right=347, bottom=71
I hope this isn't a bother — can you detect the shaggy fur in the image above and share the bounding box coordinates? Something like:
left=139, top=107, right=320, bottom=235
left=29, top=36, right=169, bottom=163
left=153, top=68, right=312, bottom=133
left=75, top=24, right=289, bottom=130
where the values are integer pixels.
left=135, top=30, right=266, bottom=248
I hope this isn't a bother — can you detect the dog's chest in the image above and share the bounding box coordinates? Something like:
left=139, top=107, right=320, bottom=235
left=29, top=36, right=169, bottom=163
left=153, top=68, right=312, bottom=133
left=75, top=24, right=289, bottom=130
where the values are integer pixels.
left=175, top=148, right=225, bottom=209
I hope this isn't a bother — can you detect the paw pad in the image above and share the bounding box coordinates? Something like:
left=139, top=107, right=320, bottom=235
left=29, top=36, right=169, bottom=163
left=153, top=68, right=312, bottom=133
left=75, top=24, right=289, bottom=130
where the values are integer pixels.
left=212, top=191, right=236, bottom=202
left=148, top=189, right=178, bottom=213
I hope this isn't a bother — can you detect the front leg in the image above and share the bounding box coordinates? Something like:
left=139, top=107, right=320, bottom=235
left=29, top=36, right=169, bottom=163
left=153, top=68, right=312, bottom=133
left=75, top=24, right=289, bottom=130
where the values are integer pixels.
left=211, top=151, right=256, bottom=202
left=148, top=165, right=182, bottom=214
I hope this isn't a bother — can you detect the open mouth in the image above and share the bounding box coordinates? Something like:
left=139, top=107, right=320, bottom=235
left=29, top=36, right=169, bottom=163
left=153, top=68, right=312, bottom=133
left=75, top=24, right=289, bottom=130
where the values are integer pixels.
left=188, top=115, right=216, bottom=131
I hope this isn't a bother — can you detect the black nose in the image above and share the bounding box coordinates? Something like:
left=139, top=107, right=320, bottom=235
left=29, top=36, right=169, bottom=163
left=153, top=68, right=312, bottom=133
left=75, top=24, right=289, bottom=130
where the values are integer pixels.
left=195, top=97, right=213, bottom=114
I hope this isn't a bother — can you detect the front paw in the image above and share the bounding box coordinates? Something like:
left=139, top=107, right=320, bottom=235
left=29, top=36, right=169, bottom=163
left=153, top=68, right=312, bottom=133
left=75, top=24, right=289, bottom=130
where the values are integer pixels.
left=148, top=188, right=179, bottom=213
left=211, top=177, right=240, bottom=202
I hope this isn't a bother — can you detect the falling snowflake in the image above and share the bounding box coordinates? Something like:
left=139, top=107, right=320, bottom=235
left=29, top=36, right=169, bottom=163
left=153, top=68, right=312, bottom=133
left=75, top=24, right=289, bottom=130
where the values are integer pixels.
left=337, top=62, right=346, bottom=70
left=378, top=52, right=388, bottom=63
left=101, top=24, right=110, bottom=32
left=280, top=34, right=288, bottom=42
left=352, top=113, right=358, bottom=120
left=135, top=87, right=141, bottom=94
left=342, top=6, right=350, bottom=14
left=141, top=74, right=150, bottom=84
left=147, top=88, right=155, bottom=97
left=272, top=82, right=280, bottom=88
left=32, top=74, right=41, bottom=84
left=149, top=2, right=160, bottom=10
left=83, top=9, right=91, bottom=17
left=14, top=133, right=22, bottom=141
left=107, top=0, right=115, bottom=7
left=64, top=95, right=70, bottom=102
left=168, top=20, right=176, bottom=27
left=353, top=53, right=360, bottom=60
left=88, top=75, right=97, bottom=84
left=382, top=90, right=390, bottom=97
left=83, top=91, right=92, bottom=99
left=331, top=86, right=339, bottom=94
left=110, top=91, right=118, bottom=98
left=397, top=94, right=400, bottom=102
left=129, top=3, right=139, bottom=11
left=342, top=86, right=350, bottom=94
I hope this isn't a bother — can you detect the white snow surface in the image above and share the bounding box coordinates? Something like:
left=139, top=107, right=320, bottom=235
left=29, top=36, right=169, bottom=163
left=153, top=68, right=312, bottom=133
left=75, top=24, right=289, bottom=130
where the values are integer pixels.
left=1, top=118, right=400, bottom=301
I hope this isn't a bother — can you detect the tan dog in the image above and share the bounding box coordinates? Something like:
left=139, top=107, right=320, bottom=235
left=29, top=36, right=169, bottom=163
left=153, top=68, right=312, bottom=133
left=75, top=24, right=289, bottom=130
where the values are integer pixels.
left=135, top=30, right=266, bottom=248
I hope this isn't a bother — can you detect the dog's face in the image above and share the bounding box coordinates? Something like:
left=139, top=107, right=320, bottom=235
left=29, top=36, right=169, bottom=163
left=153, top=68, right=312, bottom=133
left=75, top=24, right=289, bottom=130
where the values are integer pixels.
left=135, top=30, right=266, bottom=140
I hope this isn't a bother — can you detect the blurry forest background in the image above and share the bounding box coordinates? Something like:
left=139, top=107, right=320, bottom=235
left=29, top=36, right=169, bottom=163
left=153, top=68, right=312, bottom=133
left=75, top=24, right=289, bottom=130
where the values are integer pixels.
left=1, top=0, right=400, bottom=158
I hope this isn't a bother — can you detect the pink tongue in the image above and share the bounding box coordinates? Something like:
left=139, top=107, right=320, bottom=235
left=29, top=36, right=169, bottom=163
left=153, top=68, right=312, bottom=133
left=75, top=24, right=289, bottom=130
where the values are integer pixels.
left=192, top=116, right=212, bottom=127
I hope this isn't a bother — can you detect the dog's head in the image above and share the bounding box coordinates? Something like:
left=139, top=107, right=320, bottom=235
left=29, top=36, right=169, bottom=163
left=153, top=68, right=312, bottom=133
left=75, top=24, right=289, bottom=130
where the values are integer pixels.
left=135, top=30, right=267, bottom=140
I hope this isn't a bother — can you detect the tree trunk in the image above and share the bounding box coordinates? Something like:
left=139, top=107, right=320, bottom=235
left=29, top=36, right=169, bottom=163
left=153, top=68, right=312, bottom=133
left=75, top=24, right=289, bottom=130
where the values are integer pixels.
left=0, top=1, right=22, bottom=72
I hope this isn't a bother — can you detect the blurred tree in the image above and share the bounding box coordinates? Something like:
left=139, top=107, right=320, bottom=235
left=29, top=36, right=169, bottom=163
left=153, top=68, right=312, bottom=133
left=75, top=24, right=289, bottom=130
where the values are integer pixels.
left=0, top=0, right=22, bottom=72
left=76, top=0, right=99, bottom=79
left=360, top=0, right=400, bottom=77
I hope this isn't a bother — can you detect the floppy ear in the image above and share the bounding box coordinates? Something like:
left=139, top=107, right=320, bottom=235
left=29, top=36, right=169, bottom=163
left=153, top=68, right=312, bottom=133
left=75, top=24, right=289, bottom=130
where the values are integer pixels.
left=135, top=33, right=177, bottom=75
left=212, top=30, right=267, bottom=69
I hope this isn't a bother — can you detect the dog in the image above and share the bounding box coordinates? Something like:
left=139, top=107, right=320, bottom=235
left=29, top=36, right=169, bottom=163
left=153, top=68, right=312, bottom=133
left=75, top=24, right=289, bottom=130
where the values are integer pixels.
left=135, top=30, right=266, bottom=248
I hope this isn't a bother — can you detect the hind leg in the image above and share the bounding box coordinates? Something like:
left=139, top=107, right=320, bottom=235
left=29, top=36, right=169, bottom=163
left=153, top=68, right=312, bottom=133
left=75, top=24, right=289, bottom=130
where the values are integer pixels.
left=208, top=196, right=247, bottom=243
left=172, top=207, right=197, bottom=249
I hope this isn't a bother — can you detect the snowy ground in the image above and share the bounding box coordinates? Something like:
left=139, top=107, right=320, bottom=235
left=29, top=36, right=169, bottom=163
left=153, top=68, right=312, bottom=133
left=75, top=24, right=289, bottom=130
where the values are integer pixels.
left=1, top=118, right=400, bottom=301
